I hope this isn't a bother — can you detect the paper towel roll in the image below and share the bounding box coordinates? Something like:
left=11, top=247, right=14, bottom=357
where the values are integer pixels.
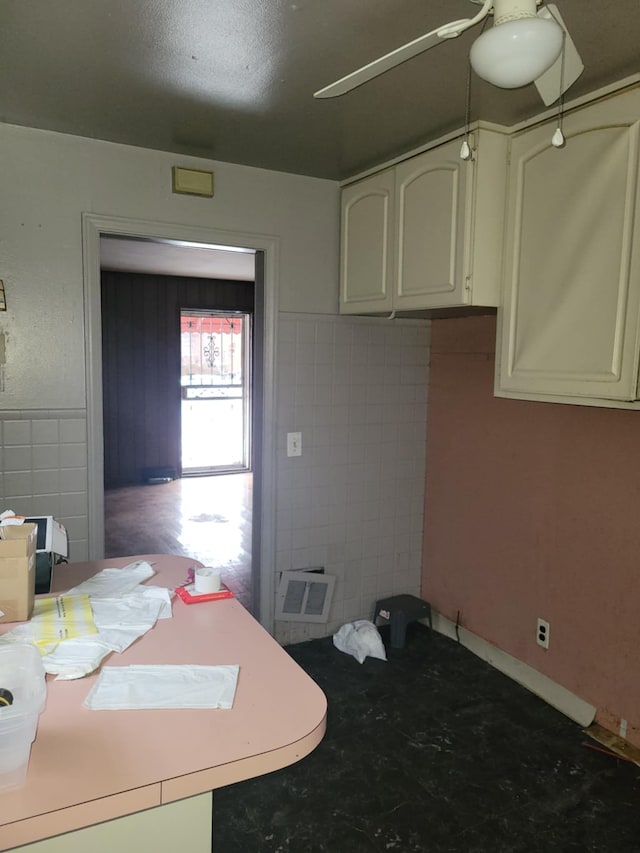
left=194, top=567, right=222, bottom=594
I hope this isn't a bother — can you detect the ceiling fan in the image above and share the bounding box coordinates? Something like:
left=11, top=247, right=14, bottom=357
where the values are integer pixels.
left=314, top=0, right=584, bottom=106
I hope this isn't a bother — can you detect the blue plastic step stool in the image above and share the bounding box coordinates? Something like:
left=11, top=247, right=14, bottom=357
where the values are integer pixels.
left=373, top=594, right=432, bottom=649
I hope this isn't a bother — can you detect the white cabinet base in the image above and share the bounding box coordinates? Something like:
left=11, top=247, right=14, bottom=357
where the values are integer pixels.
left=11, top=793, right=213, bottom=853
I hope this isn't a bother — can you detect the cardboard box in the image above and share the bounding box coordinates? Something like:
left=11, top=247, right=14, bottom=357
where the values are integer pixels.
left=0, top=524, right=37, bottom=623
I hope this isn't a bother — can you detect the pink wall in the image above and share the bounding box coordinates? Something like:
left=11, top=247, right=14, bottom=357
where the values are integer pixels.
left=422, top=314, right=640, bottom=748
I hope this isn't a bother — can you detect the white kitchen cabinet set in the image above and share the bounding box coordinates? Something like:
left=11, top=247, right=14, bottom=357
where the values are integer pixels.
left=340, top=128, right=508, bottom=314
left=340, top=80, right=640, bottom=409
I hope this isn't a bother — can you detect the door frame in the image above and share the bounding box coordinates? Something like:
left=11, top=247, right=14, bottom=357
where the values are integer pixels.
left=82, top=213, right=279, bottom=633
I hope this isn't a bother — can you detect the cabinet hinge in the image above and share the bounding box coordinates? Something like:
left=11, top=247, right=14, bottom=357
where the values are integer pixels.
left=465, top=275, right=472, bottom=291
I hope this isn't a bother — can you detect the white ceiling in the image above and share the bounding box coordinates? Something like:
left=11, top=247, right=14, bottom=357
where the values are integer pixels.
left=100, top=237, right=256, bottom=280
left=1, top=1, right=638, bottom=180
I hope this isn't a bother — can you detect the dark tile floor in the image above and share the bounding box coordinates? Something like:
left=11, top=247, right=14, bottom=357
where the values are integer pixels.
left=214, top=624, right=640, bottom=853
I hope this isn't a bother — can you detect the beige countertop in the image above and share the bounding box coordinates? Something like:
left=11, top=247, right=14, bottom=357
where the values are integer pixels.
left=0, top=555, right=327, bottom=850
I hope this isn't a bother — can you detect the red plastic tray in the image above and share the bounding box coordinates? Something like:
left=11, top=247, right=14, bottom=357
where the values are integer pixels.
left=174, top=584, right=234, bottom=604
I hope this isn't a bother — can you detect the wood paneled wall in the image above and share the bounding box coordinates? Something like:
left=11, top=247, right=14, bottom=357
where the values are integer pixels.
left=101, top=271, right=254, bottom=488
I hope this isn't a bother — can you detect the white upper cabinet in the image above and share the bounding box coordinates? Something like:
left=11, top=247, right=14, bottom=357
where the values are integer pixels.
left=340, top=128, right=508, bottom=314
left=496, top=86, right=640, bottom=405
left=393, top=140, right=469, bottom=310
left=340, top=169, right=395, bottom=313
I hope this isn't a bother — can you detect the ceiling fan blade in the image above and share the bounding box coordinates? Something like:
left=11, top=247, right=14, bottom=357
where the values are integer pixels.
left=314, top=21, right=466, bottom=99
left=314, top=0, right=494, bottom=99
left=534, top=3, right=584, bottom=106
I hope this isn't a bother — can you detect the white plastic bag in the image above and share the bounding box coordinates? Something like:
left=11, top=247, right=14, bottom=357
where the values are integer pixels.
left=333, top=620, right=387, bottom=664
left=84, top=664, right=239, bottom=710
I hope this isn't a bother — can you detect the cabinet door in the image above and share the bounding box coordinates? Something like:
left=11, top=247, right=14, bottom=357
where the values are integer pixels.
left=497, top=89, right=640, bottom=402
left=340, top=170, right=394, bottom=314
left=393, top=139, right=469, bottom=310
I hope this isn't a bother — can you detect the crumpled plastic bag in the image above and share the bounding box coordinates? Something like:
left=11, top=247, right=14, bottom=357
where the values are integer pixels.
left=333, top=619, right=387, bottom=664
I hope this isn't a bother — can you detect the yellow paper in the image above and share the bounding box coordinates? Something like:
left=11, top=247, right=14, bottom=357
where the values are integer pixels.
left=30, top=595, right=98, bottom=648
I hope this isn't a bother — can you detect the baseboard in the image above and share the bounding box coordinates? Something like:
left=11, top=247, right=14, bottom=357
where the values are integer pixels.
left=427, top=612, right=596, bottom=728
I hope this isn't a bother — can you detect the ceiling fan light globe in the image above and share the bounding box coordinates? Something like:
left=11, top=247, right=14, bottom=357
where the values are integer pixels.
left=470, top=17, right=563, bottom=88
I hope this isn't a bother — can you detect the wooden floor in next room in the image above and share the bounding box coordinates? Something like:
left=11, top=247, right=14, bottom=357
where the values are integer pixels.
left=104, top=473, right=253, bottom=610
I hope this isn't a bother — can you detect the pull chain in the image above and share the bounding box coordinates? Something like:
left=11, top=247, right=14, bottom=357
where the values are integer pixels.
left=460, top=57, right=474, bottom=161
left=460, top=14, right=490, bottom=161
left=552, top=24, right=567, bottom=148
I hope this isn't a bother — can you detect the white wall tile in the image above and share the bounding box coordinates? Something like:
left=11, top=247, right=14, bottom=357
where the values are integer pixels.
left=4, top=446, right=31, bottom=471
left=295, top=341, right=316, bottom=365
left=293, top=404, right=314, bottom=427
left=331, top=384, right=350, bottom=405
left=292, top=526, right=312, bottom=550
left=63, top=514, right=88, bottom=542
left=315, top=320, right=335, bottom=346
left=33, top=469, right=60, bottom=494
left=60, top=444, right=87, bottom=468
left=67, top=539, right=89, bottom=562
left=276, top=527, right=293, bottom=553
left=7, top=496, right=36, bottom=515
left=295, top=321, right=316, bottom=344
left=314, top=384, right=333, bottom=406
left=57, top=492, right=87, bottom=516
left=327, top=542, right=346, bottom=563
left=4, top=471, right=33, bottom=497
left=3, top=421, right=32, bottom=445
left=292, top=548, right=314, bottom=569
left=60, top=419, right=86, bottom=444
left=311, top=503, right=330, bottom=527
left=276, top=550, right=293, bottom=572
left=290, top=504, right=312, bottom=529
left=32, top=444, right=60, bottom=470
left=279, top=319, right=296, bottom=342
left=277, top=339, right=296, bottom=366
left=307, top=547, right=328, bottom=567
left=30, top=494, right=61, bottom=516
left=61, top=468, right=87, bottom=494
left=275, top=313, right=430, bottom=645
left=32, top=420, right=59, bottom=445
left=0, top=413, right=88, bottom=560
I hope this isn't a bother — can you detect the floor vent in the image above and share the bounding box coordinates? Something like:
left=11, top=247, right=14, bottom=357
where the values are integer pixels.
left=275, top=570, right=335, bottom=623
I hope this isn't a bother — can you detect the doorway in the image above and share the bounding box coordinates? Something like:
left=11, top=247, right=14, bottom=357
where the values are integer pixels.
left=83, top=214, right=278, bottom=630
left=180, top=310, right=252, bottom=474
left=100, top=251, right=255, bottom=607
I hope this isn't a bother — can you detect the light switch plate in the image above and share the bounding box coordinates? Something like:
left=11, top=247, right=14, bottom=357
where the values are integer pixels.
left=287, top=432, right=302, bottom=457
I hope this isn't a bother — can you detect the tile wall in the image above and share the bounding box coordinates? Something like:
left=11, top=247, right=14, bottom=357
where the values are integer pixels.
left=0, top=410, right=88, bottom=560
left=0, top=315, right=428, bottom=640
left=275, top=313, right=430, bottom=644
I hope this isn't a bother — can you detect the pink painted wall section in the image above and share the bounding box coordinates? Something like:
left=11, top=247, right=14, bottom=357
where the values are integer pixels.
left=422, top=314, right=640, bottom=749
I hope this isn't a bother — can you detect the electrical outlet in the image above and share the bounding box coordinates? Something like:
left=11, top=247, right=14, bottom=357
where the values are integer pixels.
left=536, top=618, right=550, bottom=649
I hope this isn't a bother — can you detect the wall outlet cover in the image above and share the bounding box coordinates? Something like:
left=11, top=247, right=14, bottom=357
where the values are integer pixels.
left=536, top=618, right=550, bottom=649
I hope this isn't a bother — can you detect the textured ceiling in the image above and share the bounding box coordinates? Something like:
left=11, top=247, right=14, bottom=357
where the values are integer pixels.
left=100, top=236, right=256, bottom=280
left=0, top=1, right=638, bottom=180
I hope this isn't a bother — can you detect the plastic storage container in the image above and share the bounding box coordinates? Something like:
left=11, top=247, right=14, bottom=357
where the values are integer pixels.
left=0, top=643, right=47, bottom=790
